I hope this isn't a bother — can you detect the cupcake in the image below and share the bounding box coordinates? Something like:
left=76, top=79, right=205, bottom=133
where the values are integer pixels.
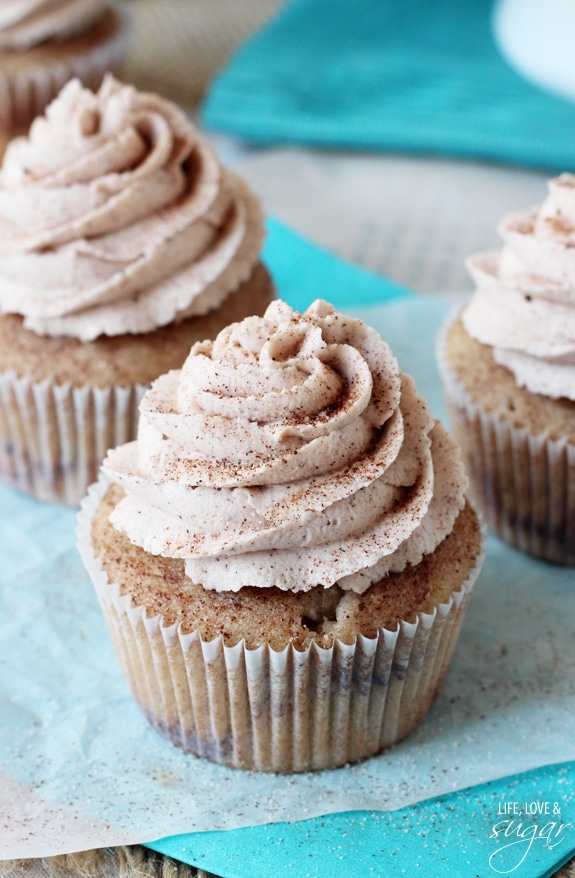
left=0, top=0, right=126, bottom=136
left=77, top=299, right=484, bottom=773
left=0, top=74, right=274, bottom=505
left=438, top=173, right=575, bottom=565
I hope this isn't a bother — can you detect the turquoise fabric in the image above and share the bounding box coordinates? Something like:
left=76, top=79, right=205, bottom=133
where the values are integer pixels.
left=262, top=217, right=411, bottom=311
left=202, top=0, right=575, bottom=171
left=147, top=761, right=575, bottom=878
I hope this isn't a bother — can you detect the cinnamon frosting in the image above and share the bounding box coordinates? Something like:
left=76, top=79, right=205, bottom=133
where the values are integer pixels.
left=0, top=0, right=106, bottom=51
left=104, top=300, right=467, bottom=593
left=463, top=173, right=575, bottom=401
left=0, top=75, right=265, bottom=340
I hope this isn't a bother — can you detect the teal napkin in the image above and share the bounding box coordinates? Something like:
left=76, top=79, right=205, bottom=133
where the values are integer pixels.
left=202, top=0, right=575, bottom=172
left=263, top=217, right=410, bottom=312
left=148, top=762, right=575, bottom=878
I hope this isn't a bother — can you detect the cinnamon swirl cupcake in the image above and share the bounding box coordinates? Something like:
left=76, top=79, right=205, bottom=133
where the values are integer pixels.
left=0, top=0, right=126, bottom=136
left=0, top=75, right=274, bottom=504
left=78, top=299, right=484, bottom=773
left=438, top=173, right=575, bottom=564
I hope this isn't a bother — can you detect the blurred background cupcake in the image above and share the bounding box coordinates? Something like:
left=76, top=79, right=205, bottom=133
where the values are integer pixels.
left=0, top=0, right=127, bottom=138
left=0, top=74, right=274, bottom=505
left=438, top=173, right=575, bottom=565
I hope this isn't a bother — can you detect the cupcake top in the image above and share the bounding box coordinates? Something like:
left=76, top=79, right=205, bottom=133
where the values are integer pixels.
left=0, top=0, right=106, bottom=50
left=0, top=75, right=264, bottom=341
left=462, top=172, right=575, bottom=401
left=104, top=299, right=467, bottom=593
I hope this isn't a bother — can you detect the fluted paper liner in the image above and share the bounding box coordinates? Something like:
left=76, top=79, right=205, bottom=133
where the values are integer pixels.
left=77, top=474, right=483, bottom=773
left=438, top=313, right=575, bottom=565
left=0, top=369, right=145, bottom=505
left=0, top=7, right=126, bottom=133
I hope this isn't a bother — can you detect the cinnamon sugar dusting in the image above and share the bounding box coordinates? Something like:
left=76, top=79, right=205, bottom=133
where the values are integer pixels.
left=104, top=300, right=467, bottom=593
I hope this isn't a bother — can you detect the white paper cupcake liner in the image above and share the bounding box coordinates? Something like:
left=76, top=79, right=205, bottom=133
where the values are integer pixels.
left=77, top=474, right=484, bottom=773
left=0, top=369, right=144, bottom=505
left=0, top=7, right=126, bottom=132
left=438, top=315, right=575, bottom=565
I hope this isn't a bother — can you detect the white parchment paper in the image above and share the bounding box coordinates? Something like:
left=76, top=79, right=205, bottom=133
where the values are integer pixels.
left=1, top=298, right=574, bottom=859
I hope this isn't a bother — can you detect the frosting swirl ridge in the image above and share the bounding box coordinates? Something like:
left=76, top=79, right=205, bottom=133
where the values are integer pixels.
left=463, top=173, right=575, bottom=399
left=0, top=75, right=264, bottom=340
left=0, top=0, right=106, bottom=51
left=104, top=300, right=467, bottom=593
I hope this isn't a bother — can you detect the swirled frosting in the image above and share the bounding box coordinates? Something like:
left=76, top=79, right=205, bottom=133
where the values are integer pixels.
left=463, top=173, right=575, bottom=400
left=0, top=0, right=105, bottom=51
left=104, top=299, right=467, bottom=593
left=0, top=75, right=264, bottom=341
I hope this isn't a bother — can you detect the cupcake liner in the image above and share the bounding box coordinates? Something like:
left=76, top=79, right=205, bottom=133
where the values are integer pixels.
left=77, top=474, right=484, bottom=773
left=0, top=7, right=126, bottom=133
left=0, top=369, right=144, bottom=505
left=438, top=315, right=575, bottom=565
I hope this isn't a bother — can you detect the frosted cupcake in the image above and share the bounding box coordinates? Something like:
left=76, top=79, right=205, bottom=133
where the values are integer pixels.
left=78, top=299, right=484, bottom=773
left=0, top=0, right=125, bottom=136
left=0, top=75, right=273, bottom=504
left=438, top=173, right=575, bottom=564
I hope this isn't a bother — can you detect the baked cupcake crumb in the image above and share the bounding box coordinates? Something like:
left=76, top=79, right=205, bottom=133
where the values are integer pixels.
left=445, top=316, right=575, bottom=443
left=92, top=482, right=482, bottom=651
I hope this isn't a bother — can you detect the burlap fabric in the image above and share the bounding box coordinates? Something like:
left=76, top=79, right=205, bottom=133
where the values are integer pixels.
left=1, top=843, right=574, bottom=877
left=0, top=847, right=217, bottom=877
